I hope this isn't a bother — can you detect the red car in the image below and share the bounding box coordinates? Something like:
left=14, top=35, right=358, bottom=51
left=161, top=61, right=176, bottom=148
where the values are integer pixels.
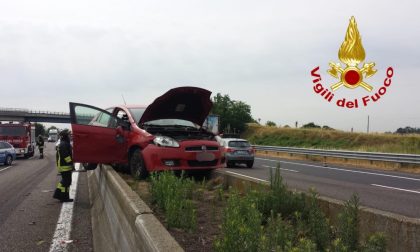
left=69, top=86, right=225, bottom=178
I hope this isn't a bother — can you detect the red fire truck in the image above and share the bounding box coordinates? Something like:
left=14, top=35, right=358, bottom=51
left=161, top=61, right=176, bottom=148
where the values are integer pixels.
left=0, top=122, right=35, bottom=158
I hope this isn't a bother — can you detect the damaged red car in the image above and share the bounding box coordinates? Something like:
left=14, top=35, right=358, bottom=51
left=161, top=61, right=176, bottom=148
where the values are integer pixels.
left=69, top=86, right=225, bottom=178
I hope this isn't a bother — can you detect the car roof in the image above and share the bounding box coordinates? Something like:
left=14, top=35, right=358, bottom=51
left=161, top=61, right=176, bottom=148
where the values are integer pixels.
left=116, top=105, right=147, bottom=109
left=222, top=138, right=249, bottom=142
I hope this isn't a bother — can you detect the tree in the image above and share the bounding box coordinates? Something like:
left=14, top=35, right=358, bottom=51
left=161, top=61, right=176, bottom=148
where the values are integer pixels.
left=211, top=93, right=254, bottom=134
left=34, top=123, right=46, bottom=137
left=47, top=126, right=58, bottom=134
left=395, top=126, right=420, bottom=134
left=265, top=121, right=277, bottom=127
left=302, top=122, right=321, bottom=129
left=322, top=125, right=334, bottom=130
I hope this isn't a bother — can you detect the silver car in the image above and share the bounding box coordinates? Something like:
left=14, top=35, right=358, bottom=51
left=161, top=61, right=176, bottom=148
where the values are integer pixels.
left=0, top=141, right=16, bottom=166
left=221, top=138, right=254, bottom=168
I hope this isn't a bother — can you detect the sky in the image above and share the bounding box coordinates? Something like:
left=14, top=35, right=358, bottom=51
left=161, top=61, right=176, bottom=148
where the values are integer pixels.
left=0, top=0, right=419, bottom=132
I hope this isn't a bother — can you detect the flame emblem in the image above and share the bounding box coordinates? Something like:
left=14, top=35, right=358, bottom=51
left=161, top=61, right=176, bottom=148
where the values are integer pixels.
left=328, top=17, right=377, bottom=91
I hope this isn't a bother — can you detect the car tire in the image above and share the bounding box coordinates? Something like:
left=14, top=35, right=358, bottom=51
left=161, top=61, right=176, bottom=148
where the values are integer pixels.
left=246, top=161, right=254, bottom=168
left=130, top=150, right=147, bottom=179
left=5, top=155, right=12, bottom=166
left=83, top=163, right=98, bottom=170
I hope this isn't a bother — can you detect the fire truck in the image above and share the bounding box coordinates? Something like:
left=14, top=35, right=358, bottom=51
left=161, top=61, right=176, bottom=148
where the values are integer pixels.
left=0, top=122, right=35, bottom=158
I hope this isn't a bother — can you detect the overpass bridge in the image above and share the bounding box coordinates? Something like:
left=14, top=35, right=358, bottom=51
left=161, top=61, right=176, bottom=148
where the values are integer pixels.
left=0, top=107, right=71, bottom=123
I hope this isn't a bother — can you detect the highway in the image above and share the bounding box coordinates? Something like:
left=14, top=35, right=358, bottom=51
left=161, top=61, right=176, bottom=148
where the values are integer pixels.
left=224, top=156, right=420, bottom=218
left=1, top=145, right=419, bottom=251
left=0, top=143, right=93, bottom=252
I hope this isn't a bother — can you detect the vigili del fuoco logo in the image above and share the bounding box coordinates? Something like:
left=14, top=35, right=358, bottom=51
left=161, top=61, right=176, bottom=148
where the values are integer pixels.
left=310, top=16, right=394, bottom=109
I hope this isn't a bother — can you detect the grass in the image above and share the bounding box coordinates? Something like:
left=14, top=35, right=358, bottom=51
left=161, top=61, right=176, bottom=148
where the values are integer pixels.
left=140, top=167, right=386, bottom=251
left=242, top=125, right=420, bottom=154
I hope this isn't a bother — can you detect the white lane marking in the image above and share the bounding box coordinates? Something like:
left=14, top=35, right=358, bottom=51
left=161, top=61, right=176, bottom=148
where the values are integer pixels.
left=371, top=184, right=420, bottom=194
left=225, top=170, right=269, bottom=183
left=49, top=163, right=80, bottom=252
left=0, top=166, right=13, bottom=173
left=262, top=165, right=299, bottom=173
left=256, top=158, right=420, bottom=182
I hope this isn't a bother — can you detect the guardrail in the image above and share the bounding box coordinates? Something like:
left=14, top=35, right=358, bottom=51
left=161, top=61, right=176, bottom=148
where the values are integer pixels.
left=254, top=145, right=420, bottom=164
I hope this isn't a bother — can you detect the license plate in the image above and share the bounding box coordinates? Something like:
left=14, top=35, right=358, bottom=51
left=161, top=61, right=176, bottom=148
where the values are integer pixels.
left=196, top=152, right=215, bottom=161
left=236, top=151, right=249, bottom=155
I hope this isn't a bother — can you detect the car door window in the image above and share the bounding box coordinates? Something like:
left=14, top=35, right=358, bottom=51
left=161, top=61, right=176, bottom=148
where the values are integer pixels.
left=0, top=142, right=5, bottom=149
left=73, top=104, right=118, bottom=129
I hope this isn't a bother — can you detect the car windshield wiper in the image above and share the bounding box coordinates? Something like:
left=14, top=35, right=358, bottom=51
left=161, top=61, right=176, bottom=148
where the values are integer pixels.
left=142, top=124, right=165, bottom=128
left=164, top=125, right=199, bottom=130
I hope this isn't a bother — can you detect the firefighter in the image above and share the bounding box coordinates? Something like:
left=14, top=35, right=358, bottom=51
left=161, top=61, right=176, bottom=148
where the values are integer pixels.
left=36, top=135, right=45, bottom=159
left=53, top=129, right=74, bottom=202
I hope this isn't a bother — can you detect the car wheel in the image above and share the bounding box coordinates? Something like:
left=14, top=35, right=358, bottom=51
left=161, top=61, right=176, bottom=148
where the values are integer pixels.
left=246, top=161, right=254, bottom=168
left=130, top=150, right=147, bottom=179
left=83, top=163, right=98, bottom=170
left=5, top=155, right=12, bottom=166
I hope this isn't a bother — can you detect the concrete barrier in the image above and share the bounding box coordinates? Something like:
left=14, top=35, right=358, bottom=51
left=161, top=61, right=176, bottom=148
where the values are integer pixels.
left=213, top=170, right=420, bottom=252
left=87, top=165, right=183, bottom=252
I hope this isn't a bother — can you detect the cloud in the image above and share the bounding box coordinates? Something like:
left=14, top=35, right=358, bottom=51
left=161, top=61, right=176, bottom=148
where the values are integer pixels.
left=0, top=0, right=419, bottom=131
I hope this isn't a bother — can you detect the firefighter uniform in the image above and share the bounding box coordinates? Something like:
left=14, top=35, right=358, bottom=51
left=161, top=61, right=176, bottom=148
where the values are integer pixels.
left=36, top=135, right=44, bottom=159
left=53, top=132, right=74, bottom=202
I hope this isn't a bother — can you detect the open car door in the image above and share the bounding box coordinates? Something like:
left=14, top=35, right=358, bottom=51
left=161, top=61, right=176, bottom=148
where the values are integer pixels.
left=69, top=102, right=128, bottom=164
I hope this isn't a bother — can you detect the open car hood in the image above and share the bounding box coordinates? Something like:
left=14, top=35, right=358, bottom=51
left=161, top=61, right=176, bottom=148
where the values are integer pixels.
left=139, top=86, right=213, bottom=126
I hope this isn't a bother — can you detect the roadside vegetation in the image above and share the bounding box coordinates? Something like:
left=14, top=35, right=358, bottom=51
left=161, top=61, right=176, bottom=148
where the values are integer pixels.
left=124, top=166, right=387, bottom=252
left=243, top=125, right=420, bottom=154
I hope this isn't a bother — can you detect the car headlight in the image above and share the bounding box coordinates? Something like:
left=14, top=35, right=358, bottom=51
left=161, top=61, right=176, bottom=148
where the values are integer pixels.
left=153, top=136, right=180, bottom=148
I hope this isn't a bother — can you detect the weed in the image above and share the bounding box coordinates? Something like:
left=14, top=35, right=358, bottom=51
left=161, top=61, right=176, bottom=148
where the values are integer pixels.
left=304, top=189, right=331, bottom=250
left=214, top=190, right=262, bottom=252
left=260, top=211, right=294, bottom=251
left=150, top=171, right=197, bottom=231
left=259, top=164, right=306, bottom=218
left=338, top=193, right=360, bottom=251
left=330, top=238, right=348, bottom=252
left=289, top=238, right=317, bottom=252
left=361, top=233, right=386, bottom=252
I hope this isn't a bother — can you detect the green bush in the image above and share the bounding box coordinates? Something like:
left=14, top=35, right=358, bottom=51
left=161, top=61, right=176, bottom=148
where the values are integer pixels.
left=337, top=194, right=360, bottom=251
left=361, top=233, right=386, bottom=252
left=289, top=238, right=317, bottom=252
left=259, top=211, right=294, bottom=251
left=304, top=190, right=331, bottom=251
left=150, top=171, right=197, bottom=231
left=214, top=190, right=262, bottom=252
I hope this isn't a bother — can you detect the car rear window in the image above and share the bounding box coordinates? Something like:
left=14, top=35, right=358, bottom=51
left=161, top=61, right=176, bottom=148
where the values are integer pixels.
left=228, top=141, right=250, bottom=148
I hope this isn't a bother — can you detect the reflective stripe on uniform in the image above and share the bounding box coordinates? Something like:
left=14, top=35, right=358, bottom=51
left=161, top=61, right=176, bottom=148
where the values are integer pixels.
left=64, top=156, right=72, bottom=163
left=57, top=182, right=66, bottom=193
left=59, top=166, right=73, bottom=172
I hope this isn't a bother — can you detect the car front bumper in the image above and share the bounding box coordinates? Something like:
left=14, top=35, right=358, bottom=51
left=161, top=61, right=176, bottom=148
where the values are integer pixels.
left=225, top=154, right=254, bottom=162
left=142, top=144, right=225, bottom=172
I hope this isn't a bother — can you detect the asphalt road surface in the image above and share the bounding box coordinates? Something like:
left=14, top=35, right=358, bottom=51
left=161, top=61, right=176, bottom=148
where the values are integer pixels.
left=225, top=156, right=420, bottom=218
left=0, top=142, right=93, bottom=252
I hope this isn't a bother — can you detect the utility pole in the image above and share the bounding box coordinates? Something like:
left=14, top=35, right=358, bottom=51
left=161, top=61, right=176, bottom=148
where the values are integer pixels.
left=367, top=115, right=370, bottom=133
